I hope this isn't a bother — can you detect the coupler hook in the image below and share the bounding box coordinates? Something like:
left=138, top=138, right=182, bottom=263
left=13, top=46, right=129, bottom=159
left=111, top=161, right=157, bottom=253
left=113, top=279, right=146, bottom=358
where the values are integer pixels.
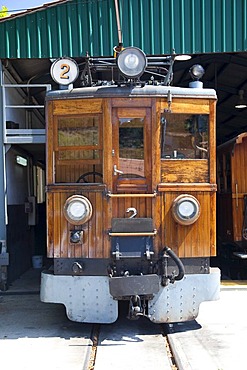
left=128, top=295, right=143, bottom=320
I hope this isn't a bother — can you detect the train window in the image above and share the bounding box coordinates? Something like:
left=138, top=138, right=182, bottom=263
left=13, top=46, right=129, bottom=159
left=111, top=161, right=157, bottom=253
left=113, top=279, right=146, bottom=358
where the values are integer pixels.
left=161, top=113, right=208, bottom=159
left=118, top=118, right=144, bottom=177
left=54, top=115, right=103, bottom=183
left=57, top=116, right=99, bottom=147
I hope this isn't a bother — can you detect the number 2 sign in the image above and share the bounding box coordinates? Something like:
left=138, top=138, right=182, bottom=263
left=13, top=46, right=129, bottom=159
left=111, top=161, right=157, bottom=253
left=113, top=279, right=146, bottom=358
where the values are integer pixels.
left=50, top=58, right=79, bottom=85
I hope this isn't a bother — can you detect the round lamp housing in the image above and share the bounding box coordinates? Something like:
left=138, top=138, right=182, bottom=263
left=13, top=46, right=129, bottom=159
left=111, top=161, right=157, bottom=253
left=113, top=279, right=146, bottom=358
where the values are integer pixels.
left=117, top=47, right=147, bottom=79
left=172, top=194, right=200, bottom=226
left=64, top=195, right=92, bottom=225
left=189, top=64, right=205, bottom=80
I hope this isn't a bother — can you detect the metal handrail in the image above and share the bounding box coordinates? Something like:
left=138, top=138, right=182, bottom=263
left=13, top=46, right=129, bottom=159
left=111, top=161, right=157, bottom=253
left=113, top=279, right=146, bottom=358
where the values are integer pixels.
left=109, top=230, right=157, bottom=237
left=107, top=191, right=157, bottom=198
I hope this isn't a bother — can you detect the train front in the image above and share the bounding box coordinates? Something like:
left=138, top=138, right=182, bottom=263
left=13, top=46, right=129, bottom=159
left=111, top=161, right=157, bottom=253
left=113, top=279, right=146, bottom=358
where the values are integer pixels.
left=41, top=47, right=220, bottom=323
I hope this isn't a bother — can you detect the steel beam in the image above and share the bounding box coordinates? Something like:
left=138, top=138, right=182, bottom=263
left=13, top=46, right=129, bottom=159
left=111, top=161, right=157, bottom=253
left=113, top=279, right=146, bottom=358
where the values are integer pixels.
left=0, top=61, right=8, bottom=290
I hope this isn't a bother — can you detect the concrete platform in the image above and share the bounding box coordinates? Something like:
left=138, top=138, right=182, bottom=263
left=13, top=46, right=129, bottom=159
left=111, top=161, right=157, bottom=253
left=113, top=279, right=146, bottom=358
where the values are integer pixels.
left=168, top=281, right=247, bottom=370
left=2, top=271, right=247, bottom=369
left=5, top=268, right=42, bottom=293
left=0, top=294, right=93, bottom=370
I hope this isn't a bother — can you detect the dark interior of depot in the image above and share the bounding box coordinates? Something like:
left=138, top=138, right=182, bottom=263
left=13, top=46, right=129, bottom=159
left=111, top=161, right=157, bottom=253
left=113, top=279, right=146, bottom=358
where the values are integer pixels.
left=2, top=50, right=247, bottom=292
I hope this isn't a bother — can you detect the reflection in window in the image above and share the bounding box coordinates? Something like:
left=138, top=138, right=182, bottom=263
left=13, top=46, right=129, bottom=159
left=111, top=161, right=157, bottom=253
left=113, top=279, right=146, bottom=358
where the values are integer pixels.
left=55, top=116, right=102, bottom=183
left=119, top=118, right=144, bottom=177
left=58, top=117, right=99, bottom=147
left=161, top=113, right=208, bottom=159
left=57, top=150, right=100, bottom=161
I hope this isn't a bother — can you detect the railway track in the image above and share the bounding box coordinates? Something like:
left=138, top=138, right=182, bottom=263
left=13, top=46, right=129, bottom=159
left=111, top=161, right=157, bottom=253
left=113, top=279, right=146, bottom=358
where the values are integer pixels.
left=85, top=319, right=178, bottom=370
left=1, top=293, right=177, bottom=370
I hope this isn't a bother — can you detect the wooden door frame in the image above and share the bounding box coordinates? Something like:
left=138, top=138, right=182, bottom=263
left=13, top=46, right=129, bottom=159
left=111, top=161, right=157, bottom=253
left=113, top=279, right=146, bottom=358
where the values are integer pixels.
left=111, top=107, right=152, bottom=193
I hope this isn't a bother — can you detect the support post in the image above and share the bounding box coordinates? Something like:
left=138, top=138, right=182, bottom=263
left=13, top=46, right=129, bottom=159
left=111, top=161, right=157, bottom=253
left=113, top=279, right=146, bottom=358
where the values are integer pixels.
left=0, top=61, right=8, bottom=291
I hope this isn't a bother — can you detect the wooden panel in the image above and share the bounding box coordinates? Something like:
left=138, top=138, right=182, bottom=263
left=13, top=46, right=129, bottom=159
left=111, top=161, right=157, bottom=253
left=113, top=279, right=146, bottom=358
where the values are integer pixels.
left=160, top=98, right=211, bottom=114
left=112, top=98, right=152, bottom=107
left=111, top=197, right=153, bottom=219
left=46, top=102, right=54, bottom=184
left=232, top=197, right=245, bottom=242
left=158, top=183, right=216, bottom=192
left=232, top=137, right=247, bottom=194
left=46, top=94, right=217, bottom=262
left=161, top=159, right=209, bottom=183
left=47, top=193, right=54, bottom=257
left=103, top=100, right=113, bottom=191
left=217, top=134, right=247, bottom=244
left=152, top=99, right=162, bottom=252
left=53, top=192, right=62, bottom=258
left=47, top=188, right=107, bottom=258
left=53, top=99, right=102, bottom=115
left=210, top=192, right=216, bottom=255
left=116, top=107, right=148, bottom=117
left=209, top=100, right=217, bottom=183
left=162, top=192, right=213, bottom=257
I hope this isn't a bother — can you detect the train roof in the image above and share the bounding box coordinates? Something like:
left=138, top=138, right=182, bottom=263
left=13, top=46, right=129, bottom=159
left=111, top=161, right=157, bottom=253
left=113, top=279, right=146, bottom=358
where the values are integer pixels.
left=46, top=84, right=217, bottom=101
left=217, top=132, right=247, bottom=150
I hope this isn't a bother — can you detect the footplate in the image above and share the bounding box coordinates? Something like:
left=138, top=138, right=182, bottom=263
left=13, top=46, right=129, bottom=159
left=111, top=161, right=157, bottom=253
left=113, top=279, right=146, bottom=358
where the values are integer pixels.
left=109, top=274, right=159, bottom=298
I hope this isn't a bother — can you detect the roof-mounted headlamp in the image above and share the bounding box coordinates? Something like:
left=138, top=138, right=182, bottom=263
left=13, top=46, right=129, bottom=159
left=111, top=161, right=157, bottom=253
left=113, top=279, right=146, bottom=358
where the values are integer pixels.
left=189, top=64, right=205, bottom=81
left=117, top=47, right=147, bottom=79
left=189, top=64, right=205, bottom=88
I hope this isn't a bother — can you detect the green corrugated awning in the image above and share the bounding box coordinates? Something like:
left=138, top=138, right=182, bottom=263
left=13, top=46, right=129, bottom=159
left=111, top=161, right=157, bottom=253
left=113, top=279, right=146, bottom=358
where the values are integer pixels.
left=0, top=0, right=246, bottom=58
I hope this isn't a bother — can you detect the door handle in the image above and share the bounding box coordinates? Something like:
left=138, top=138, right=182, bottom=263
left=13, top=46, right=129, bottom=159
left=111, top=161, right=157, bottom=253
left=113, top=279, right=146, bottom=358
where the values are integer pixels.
left=113, top=165, right=123, bottom=176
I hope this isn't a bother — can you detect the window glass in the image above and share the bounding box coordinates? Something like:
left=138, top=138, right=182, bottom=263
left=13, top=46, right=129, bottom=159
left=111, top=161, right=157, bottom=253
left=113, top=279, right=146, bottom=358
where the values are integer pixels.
left=57, top=150, right=100, bottom=161
left=58, top=116, right=99, bottom=147
left=55, top=115, right=102, bottom=183
left=119, top=118, right=144, bottom=177
left=161, top=113, right=209, bottom=159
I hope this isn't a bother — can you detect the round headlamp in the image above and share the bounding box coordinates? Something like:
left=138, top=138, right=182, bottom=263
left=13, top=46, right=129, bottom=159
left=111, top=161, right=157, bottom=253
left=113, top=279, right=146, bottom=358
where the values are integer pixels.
left=172, top=194, right=200, bottom=226
left=64, top=195, right=92, bottom=225
left=189, top=64, right=205, bottom=80
left=117, top=47, right=147, bottom=78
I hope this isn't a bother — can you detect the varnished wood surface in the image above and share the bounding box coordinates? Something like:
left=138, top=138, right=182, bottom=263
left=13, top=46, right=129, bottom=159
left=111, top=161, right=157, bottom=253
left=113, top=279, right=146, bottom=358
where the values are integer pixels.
left=161, top=191, right=214, bottom=257
left=161, top=159, right=209, bottom=183
left=47, top=190, right=108, bottom=258
left=46, top=95, right=217, bottom=259
left=53, top=99, right=102, bottom=115
left=160, top=98, right=211, bottom=114
left=217, top=134, right=247, bottom=243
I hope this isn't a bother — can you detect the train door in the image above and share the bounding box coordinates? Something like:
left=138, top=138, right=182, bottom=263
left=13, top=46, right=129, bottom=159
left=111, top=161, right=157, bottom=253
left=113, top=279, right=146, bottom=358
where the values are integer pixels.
left=112, top=107, right=152, bottom=197
left=109, top=106, right=156, bottom=260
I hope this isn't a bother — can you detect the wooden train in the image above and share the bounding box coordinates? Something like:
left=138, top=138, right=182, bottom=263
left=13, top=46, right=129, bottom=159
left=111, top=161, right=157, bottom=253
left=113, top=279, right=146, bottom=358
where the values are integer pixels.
left=41, top=47, right=220, bottom=323
left=217, top=133, right=247, bottom=279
